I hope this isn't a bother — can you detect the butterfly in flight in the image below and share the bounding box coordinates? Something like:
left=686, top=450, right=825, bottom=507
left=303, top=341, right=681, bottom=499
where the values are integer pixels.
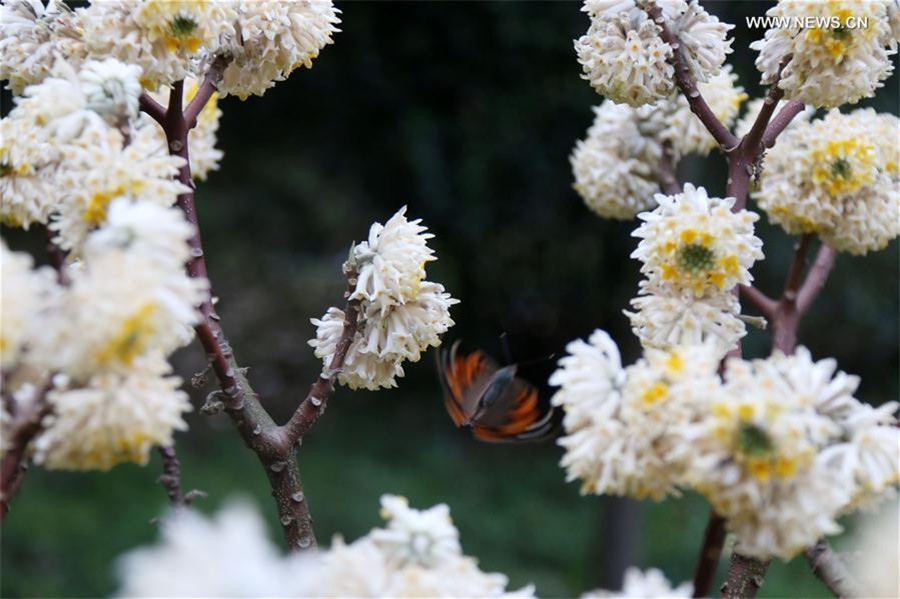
left=436, top=340, right=556, bottom=443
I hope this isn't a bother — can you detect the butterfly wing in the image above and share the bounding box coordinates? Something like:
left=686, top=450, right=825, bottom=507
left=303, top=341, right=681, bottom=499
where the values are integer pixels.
left=470, top=376, right=557, bottom=443
left=436, top=341, right=500, bottom=427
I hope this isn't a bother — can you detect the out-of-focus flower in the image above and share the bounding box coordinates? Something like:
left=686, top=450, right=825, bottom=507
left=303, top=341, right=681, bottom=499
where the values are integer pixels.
left=213, top=0, right=341, bottom=99
left=751, top=0, right=898, bottom=108
left=309, top=207, right=458, bottom=390
left=570, top=101, right=663, bottom=220
left=576, top=0, right=733, bottom=106
left=117, top=495, right=534, bottom=598
left=753, top=108, right=899, bottom=255
left=33, top=355, right=191, bottom=470
left=78, top=58, right=143, bottom=127
left=0, top=241, right=56, bottom=369
left=631, top=184, right=763, bottom=297
left=581, top=566, right=693, bottom=598
left=0, top=0, right=87, bottom=94
left=848, top=500, right=900, bottom=598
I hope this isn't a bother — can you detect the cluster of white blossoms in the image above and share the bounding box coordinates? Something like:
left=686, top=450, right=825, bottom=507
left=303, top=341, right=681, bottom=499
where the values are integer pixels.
left=1, top=199, right=204, bottom=470
left=575, top=0, right=733, bottom=107
left=571, top=69, right=746, bottom=220
left=117, top=495, right=534, bottom=597
left=625, top=184, right=763, bottom=353
left=0, top=0, right=340, bottom=98
left=310, top=208, right=458, bottom=390
left=848, top=500, right=900, bottom=598
left=751, top=0, right=899, bottom=108
left=754, top=108, right=900, bottom=256
left=551, top=332, right=900, bottom=559
left=581, top=567, right=692, bottom=598
left=1, top=59, right=188, bottom=250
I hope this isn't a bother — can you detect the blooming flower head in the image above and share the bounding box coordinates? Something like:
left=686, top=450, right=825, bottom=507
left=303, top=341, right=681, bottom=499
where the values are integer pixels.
left=632, top=184, right=764, bottom=297
left=33, top=355, right=191, bottom=470
left=78, top=58, right=143, bottom=127
left=625, top=280, right=746, bottom=354
left=751, top=0, right=898, bottom=108
left=670, top=348, right=884, bottom=559
left=0, top=0, right=87, bottom=94
left=570, top=101, right=664, bottom=219
left=576, top=0, right=733, bottom=107
left=309, top=207, right=457, bottom=390
left=753, top=108, right=899, bottom=255
left=551, top=330, right=721, bottom=500
left=214, top=0, right=341, bottom=99
left=581, top=566, right=692, bottom=598
left=79, top=0, right=237, bottom=89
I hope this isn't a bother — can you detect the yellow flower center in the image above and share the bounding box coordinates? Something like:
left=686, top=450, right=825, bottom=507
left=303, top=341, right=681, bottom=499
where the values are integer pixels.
left=95, top=304, right=157, bottom=366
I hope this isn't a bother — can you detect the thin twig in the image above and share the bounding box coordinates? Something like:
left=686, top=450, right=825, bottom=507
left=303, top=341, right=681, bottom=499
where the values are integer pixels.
left=739, top=285, right=777, bottom=320
left=782, top=234, right=813, bottom=302
left=691, top=512, right=727, bottom=598
left=797, top=244, right=838, bottom=316
left=763, top=99, right=806, bottom=148
left=281, top=268, right=363, bottom=444
left=156, top=445, right=206, bottom=508
left=139, top=92, right=166, bottom=125
left=805, top=538, right=863, bottom=599
left=184, top=54, right=230, bottom=129
left=657, top=140, right=681, bottom=195
left=742, top=56, right=791, bottom=162
left=639, top=1, right=738, bottom=152
left=0, top=382, right=52, bottom=521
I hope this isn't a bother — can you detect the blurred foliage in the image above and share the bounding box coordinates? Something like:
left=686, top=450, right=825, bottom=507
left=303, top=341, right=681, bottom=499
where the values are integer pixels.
left=2, top=1, right=897, bottom=597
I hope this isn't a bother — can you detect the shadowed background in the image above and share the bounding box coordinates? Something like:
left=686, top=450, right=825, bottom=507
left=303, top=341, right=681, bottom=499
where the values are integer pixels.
left=2, top=1, right=898, bottom=597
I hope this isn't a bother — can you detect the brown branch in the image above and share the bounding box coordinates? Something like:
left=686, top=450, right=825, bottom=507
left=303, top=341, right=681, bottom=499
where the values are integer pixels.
left=782, top=234, right=813, bottom=302
left=139, top=92, right=166, bottom=125
left=657, top=140, right=681, bottom=195
left=639, top=1, right=738, bottom=152
left=797, top=244, right=837, bottom=316
left=739, top=285, right=777, bottom=320
left=0, top=382, right=52, bottom=521
left=741, top=56, right=791, bottom=163
left=151, top=65, right=319, bottom=550
left=763, top=99, right=806, bottom=148
left=805, top=538, right=863, bottom=599
left=281, top=270, right=363, bottom=444
left=156, top=445, right=205, bottom=508
left=184, top=54, right=230, bottom=129
left=691, top=512, right=726, bottom=598
left=720, top=553, right=770, bottom=599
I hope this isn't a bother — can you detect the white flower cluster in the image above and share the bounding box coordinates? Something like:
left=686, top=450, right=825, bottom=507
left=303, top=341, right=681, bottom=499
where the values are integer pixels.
left=551, top=333, right=900, bottom=559
left=848, top=500, right=900, bottom=599
left=626, top=184, right=763, bottom=353
left=751, top=0, right=899, bottom=108
left=1, top=58, right=188, bottom=251
left=1, top=199, right=204, bottom=471
left=753, top=108, right=899, bottom=255
left=0, top=0, right=87, bottom=94
left=0, top=0, right=340, bottom=98
left=117, top=495, right=534, bottom=598
left=213, top=0, right=342, bottom=99
left=571, top=70, right=746, bottom=220
left=581, top=567, right=692, bottom=598
left=310, top=207, right=458, bottom=390
left=575, top=0, right=733, bottom=107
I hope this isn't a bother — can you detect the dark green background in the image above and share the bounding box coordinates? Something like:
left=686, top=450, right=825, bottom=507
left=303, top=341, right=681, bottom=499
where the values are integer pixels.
left=2, top=2, right=898, bottom=597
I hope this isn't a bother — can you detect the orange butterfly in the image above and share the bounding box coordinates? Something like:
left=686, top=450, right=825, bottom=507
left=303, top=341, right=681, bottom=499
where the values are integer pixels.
left=436, top=340, right=556, bottom=443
